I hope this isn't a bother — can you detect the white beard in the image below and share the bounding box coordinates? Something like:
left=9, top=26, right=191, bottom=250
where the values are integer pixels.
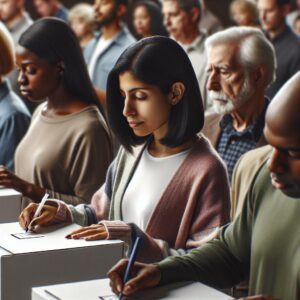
left=209, top=75, right=254, bottom=114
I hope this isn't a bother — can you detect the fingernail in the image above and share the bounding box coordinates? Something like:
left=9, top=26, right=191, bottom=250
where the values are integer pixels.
left=65, top=234, right=71, bottom=239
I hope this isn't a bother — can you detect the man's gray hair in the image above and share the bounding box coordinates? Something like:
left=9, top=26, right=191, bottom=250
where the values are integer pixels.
left=205, top=26, right=276, bottom=87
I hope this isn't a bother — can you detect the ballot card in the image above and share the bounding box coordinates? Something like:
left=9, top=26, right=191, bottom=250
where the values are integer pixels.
left=11, top=232, right=45, bottom=239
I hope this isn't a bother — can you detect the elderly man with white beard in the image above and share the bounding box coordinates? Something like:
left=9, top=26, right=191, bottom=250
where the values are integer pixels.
left=202, top=26, right=276, bottom=180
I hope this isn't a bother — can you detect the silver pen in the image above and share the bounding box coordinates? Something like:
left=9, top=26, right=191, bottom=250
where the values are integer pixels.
left=27, top=193, right=49, bottom=232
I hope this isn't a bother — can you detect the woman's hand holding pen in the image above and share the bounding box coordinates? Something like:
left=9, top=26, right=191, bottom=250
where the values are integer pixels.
left=108, top=260, right=161, bottom=296
left=19, top=203, right=58, bottom=230
left=65, top=224, right=108, bottom=240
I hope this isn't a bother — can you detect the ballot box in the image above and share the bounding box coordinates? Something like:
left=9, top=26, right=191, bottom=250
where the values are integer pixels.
left=32, top=278, right=231, bottom=300
left=0, top=222, right=124, bottom=300
left=0, top=189, right=22, bottom=222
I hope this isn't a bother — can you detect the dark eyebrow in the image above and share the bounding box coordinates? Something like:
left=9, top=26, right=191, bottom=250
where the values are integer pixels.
left=128, top=87, right=148, bottom=93
left=19, top=60, right=36, bottom=67
left=120, top=87, right=149, bottom=93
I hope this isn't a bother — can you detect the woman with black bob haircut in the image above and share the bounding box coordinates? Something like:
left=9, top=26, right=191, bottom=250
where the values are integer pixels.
left=107, top=35, right=202, bottom=151
left=20, top=36, right=230, bottom=263
left=0, top=17, right=112, bottom=208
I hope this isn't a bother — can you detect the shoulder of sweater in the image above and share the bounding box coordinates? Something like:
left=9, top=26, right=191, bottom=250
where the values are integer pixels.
left=186, top=135, right=227, bottom=170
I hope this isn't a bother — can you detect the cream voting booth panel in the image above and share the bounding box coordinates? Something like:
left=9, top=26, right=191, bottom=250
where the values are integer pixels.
left=0, top=223, right=124, bottom=300
left=0, top=189, right=22, bottom=222
left=32, top=278, right=231, bottom=300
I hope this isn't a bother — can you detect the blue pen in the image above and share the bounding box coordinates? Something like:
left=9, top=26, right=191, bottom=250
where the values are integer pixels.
left=119, top=236, right=142, bottom=300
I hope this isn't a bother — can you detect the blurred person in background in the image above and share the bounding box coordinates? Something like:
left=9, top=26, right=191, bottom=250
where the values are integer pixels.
left=198, top=0, right=223, bottom=36
left=33, top=0, right=68, bottom=21
left=68, top=3, right=96, bottom=50
left=0, top=22, right=30, bottom=171
left=85, top=0, right=135, bottom=97
left=230, top=0, right=259, bottom=27
left=258, top=0, right=300, bottom=99
left=286, top=0, right=300, bottom=29
left=293, top=14, right=300, bottom=35
left=162, top=0, right=208, bottom=108
left=131, top=1, right=168, bottom=39
left=0, top=0, right=35, bottom=113
left=0, top=0, right=32, bottom=45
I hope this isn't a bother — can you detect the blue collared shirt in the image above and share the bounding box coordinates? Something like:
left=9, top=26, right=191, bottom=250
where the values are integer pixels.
left=216, top=101, right=268, bottom=180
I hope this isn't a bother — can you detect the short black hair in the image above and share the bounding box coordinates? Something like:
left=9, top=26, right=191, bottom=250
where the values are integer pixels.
left=18, top=17, right=105, bottom=116
left=116, top=0, right=128, bottom=7
left=276, top=0, right=291, bottom=5
left=106, top=36, right=204, bottom=152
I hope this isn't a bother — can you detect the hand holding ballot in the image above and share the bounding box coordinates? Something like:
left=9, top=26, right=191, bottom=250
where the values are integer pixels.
left=108, top=260, right=161, bottom=296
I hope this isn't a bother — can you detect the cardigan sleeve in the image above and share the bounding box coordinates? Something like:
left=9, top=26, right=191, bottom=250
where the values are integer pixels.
left=68, top=161, right=115, bottom=226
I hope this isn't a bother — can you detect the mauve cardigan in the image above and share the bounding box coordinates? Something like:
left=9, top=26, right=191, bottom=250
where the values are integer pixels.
left=69, top=135, right=230, bottom=263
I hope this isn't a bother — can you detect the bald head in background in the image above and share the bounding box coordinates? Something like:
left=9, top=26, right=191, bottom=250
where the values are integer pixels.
left=265, top=72, right=300, bottom=140
left=264, top=71, right=300, bottom=198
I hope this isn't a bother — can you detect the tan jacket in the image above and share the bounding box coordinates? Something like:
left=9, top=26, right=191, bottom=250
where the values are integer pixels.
left=202, top=113, right=222, bottom=147
left=231, top=145, right=272, bottom=219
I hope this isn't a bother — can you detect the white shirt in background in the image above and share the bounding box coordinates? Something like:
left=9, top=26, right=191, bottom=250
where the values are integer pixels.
left=88, top=36, right=112, bottom=78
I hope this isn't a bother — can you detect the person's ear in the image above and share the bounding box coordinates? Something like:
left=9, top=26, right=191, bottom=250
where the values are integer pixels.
left=251, top=66, right=267, bottom=88
left=168, top=82, right=185, bottom=105
left=56, top=61, right=65, bottom=76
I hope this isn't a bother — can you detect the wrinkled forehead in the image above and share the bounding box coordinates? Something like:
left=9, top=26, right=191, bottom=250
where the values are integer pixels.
left=207, top=42, right=241, bottom=68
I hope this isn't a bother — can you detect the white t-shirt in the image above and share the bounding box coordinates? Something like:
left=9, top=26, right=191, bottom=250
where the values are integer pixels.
left=88, top=36, right=112, bottom=79
left=122, top=147, right=191, bottom=230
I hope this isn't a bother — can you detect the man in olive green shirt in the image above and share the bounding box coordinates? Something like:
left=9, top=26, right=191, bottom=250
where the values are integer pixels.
left=108, top=71, right=300, bottom=300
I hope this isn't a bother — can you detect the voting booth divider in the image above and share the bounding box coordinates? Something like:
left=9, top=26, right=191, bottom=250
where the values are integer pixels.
left=0, top=223, right=124, bottom=300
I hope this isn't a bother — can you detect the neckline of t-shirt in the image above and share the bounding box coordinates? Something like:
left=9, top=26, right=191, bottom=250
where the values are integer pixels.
left=38, top=103, right=98, bottom=123
left=144, top=146, right=192, bottom=162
